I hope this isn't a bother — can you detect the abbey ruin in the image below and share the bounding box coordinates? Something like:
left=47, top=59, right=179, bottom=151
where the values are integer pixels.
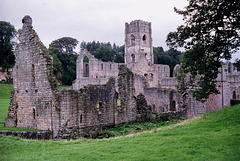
left=4, top=16, right=240, bottom=138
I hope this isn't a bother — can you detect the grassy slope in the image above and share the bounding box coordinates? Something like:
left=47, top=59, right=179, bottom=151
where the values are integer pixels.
left=0, top=84, right=13, bottom=122
left=0, top=104, right=239, bottom=160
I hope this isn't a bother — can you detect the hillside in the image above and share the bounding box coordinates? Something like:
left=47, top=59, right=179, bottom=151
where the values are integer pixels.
left=0, top=82, right=239, bottom=161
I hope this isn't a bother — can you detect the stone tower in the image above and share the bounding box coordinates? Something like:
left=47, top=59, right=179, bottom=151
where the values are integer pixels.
left=125, top=20, right=153, bottom=66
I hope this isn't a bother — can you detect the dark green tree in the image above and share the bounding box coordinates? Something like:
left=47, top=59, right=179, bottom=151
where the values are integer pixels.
left=166, top=0, right=240, bottom=101
left=49, top=37, right=78, bottom=55
left=0, top=21, right=16, bottom=72
left=154, top=47, right=182, bottom=76
left=49, top=37, right=79, bottom=85
left=80, top=41, right=124, bottom=63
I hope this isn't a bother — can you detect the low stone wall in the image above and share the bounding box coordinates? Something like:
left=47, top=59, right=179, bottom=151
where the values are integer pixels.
left=0, top=130, right=52, bottom=139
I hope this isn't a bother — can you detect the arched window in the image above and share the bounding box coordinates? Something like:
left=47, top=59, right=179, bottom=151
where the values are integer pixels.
left=33, top=108, right=36, bottom=119
left=233, top=91, right=236, bottom=99
left=131, top=34, right=135, bottom=45
left=131, top=54, right=135, bottom=63
left=79, top=114, right=82, bottom=123
left=228, top=62, right=232, bottom=73
left=101, top=64, right=103, bottom=70
left=143, top=35, right=147, bottom=44
left=83, top=56, right=89, bottom=77
left=150, top=73, right=153, bottom=81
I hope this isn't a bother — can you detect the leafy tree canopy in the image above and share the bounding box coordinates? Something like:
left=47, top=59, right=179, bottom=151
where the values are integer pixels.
left=166, top=0, right=240, bottom=101
left=80, top=41, right=124, bottom=63
left=49, top=37, right=79, bottom=85
left=49, top=37, right=78, bottom=55
left=0, top=21, right=16, bottom=72
left=154, top=47, right=182, bottom=77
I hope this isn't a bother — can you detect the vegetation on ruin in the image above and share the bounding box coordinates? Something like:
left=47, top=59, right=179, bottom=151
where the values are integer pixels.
left=0, top=101, right=240, bottom=160
left=166, top=0, right=240, bottom=101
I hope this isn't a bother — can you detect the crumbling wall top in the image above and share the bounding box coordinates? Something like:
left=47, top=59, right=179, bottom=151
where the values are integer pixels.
left=22, top=15, right=32, bottom=27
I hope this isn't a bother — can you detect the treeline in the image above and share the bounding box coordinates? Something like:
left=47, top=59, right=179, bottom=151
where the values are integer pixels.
left=153, top=47, right=182, bottom=77
left=80, top=41, right=124, bottom=63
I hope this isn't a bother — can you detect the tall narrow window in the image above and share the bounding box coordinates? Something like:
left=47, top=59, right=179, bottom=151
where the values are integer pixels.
left=131, top=34, right=135, bottom=45
left=143, top=34, right=147, bottom=44
left=33, top=108, right=36, bottom=119
left=83, top=56, right=89, bottom=77
left=131, top=54, right=135, bottom=63
left=110, top=64, right=112, bottom=70
left=233, top=91, right=236, bottom=99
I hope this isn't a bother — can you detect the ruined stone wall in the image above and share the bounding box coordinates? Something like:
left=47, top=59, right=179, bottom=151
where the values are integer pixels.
left=73, top=50, right=124, bottom=89
left=143, top=88, right=182, bottom=113
left=5, top=16, right=59, bottom=135
left=186, top=92, right=206, bottom=117
left=116, top=65, right=137, bottom=124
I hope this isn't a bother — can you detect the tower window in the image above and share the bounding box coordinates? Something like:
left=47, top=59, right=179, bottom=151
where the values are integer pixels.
left=143, top=35, right=146, bottom=41
left=131, top=34, right=135, bottom=45
left=131, top=54, right=135, bottom=63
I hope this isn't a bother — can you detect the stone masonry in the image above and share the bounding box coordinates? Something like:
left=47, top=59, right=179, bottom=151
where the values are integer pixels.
left=4, top=16, right=240, bottom=138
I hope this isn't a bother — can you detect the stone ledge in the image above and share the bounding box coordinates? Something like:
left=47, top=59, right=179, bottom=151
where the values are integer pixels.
left=0, top=130, right=52, bottom=139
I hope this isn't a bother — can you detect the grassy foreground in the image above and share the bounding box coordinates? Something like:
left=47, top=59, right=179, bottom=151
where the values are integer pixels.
left=0, top=104, right=239, bottom=160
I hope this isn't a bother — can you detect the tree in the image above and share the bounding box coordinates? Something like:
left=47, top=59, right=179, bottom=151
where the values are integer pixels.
left=166, top=0, right=240, bottom=101
left=0, top=21, right=16, bottom=72
left=80, top=41, right=124, bottom=63
left=49, top=37, right=79, bottom=85
left=154, top=47, right=182, bottom=77
left=49, top=37, right=78, bottom=55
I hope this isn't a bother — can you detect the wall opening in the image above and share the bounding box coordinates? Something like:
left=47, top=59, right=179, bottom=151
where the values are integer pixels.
left=83, top=56, right=89, bottom=77
left=80, top=114, right=82, bottom=123
left=228, top=63, right=232, bottom=73
left=131, top=34, right=135, bottom=45
left=233, top=91, right=236, bottom=99
left=32, top=64, right=35, bottom=82
left=110, top=64, right=112, bottom=70
left=131, top=54, right=135, bottom=63
left=33, top=108, right=36, bottom=119
left=150, top=73, right=153, bottom=81
left=101, top=64, right=103, bottom=70
left=143, top=35, right=146, bottom=41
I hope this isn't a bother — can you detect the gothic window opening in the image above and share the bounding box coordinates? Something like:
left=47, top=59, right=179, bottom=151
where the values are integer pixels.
left=144, top=74, right=148, bottom=79
left=110, top=64, right=112, bottom=70
left=101, top=64, right=103, bottom=70
left=32, top=64, right=35, bottom=82
left=143, top=35, right=147, bottom=43
left=131, top=54, right=135, bottom=63
left=33, top=108, right=36, bottom=119
left=150, top=73, right=153, bottom=81
left=80, top=114, right=82, bottom=123
left=83, top=56, right=89, bottom=77
left=233, top=91, right=236, bottom=99
left=131, top=34, right=135, bottom=45
left=228, top=63, right=232, bottom=73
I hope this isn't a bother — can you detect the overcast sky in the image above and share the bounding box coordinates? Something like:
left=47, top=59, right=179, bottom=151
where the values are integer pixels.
left=0, top=0, right=239, bottom=60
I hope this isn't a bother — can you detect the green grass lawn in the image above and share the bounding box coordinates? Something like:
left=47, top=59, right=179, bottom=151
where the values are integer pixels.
left=0, top=104, right=239, bottom=160
left=0, top=83, right=240, bottom=160
left=58, top=85, right=71, bottom=90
